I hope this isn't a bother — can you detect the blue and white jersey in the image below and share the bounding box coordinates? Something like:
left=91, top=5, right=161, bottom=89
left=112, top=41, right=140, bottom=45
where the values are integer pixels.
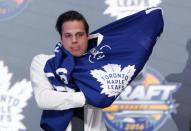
left=42, top=7, right=164, bottom=131
left=72, top=7, right=164, bottom=107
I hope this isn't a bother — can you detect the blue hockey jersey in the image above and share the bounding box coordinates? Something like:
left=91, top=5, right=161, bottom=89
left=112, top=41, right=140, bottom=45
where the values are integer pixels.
left=42, top=7, right=164, bottom=131
left=72, top=7, right=164, bottom=107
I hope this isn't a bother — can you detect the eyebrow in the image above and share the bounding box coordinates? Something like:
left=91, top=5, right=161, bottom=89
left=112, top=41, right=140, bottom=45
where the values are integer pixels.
left=64, top=31, right=85, bottom=34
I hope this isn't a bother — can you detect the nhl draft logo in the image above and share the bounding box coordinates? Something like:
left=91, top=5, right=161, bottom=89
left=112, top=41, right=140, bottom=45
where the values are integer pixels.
left=90, top=64, right=136, bottom=97
left=102, top=67, right=178, bottom=131
left=104, top=0, right=162, bottom=19
left=0, top=0, right=30, bottom=21
left=0, top=61, right=32, bottom=131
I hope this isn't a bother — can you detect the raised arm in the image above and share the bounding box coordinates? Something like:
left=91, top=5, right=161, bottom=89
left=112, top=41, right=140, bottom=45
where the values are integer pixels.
left=30, top=54, right=85, bottom=110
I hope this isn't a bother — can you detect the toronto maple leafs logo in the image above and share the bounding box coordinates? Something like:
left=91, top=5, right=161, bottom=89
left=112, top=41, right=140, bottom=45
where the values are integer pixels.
left=103, top=0, right=162, bottom=19
left=90, top=64, right=136, bottom=97
left=0, top=61, right=32, bottom=131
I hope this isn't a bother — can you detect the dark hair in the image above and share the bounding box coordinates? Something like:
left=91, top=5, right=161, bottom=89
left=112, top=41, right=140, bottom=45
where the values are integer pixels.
left=55, top=10, right=89, bottom=36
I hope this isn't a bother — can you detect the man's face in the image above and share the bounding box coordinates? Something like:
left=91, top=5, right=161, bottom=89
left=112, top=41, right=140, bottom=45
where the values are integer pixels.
left=61, top=20, right=88, bottom=57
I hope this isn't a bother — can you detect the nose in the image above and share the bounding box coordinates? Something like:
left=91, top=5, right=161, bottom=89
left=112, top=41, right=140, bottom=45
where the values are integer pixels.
left=72, top=36, right=77, bottom=43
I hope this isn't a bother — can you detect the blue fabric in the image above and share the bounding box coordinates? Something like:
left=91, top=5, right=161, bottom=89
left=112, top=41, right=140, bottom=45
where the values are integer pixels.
left=40, top=109, right=73, bottom=131
left=41, top=8, right=164, bottom=131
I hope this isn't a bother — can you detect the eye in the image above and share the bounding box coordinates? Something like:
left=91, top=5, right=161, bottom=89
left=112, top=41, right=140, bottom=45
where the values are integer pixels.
left=76, top=32, right=85, bottom=38
left=64, top=34, right=72, bottom=38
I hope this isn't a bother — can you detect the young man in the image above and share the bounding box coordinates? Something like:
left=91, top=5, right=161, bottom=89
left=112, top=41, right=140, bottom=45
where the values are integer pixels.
left=31, top=8, right=164, bottom=131
left=30, top=10, right=107, bottom=131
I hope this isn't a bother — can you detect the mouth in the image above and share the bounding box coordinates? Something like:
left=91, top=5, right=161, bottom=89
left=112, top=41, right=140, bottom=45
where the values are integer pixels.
left=71, top=47, right=81, bottom=52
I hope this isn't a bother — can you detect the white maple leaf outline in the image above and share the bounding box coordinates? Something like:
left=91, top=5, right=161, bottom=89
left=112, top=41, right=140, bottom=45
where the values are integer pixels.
left=90, top=64, right=136, bottom=97
left=0, top=61, right=32, bottom=131
left=103, top=0, right=162, bottom=19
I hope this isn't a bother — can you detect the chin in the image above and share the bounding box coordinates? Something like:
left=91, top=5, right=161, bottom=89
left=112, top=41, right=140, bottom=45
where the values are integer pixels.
left=73, top=53, right=82, bottom=57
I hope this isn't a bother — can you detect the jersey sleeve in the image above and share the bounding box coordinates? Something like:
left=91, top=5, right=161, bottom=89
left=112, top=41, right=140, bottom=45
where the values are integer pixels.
left=30, top=54, right=86, bottom=110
